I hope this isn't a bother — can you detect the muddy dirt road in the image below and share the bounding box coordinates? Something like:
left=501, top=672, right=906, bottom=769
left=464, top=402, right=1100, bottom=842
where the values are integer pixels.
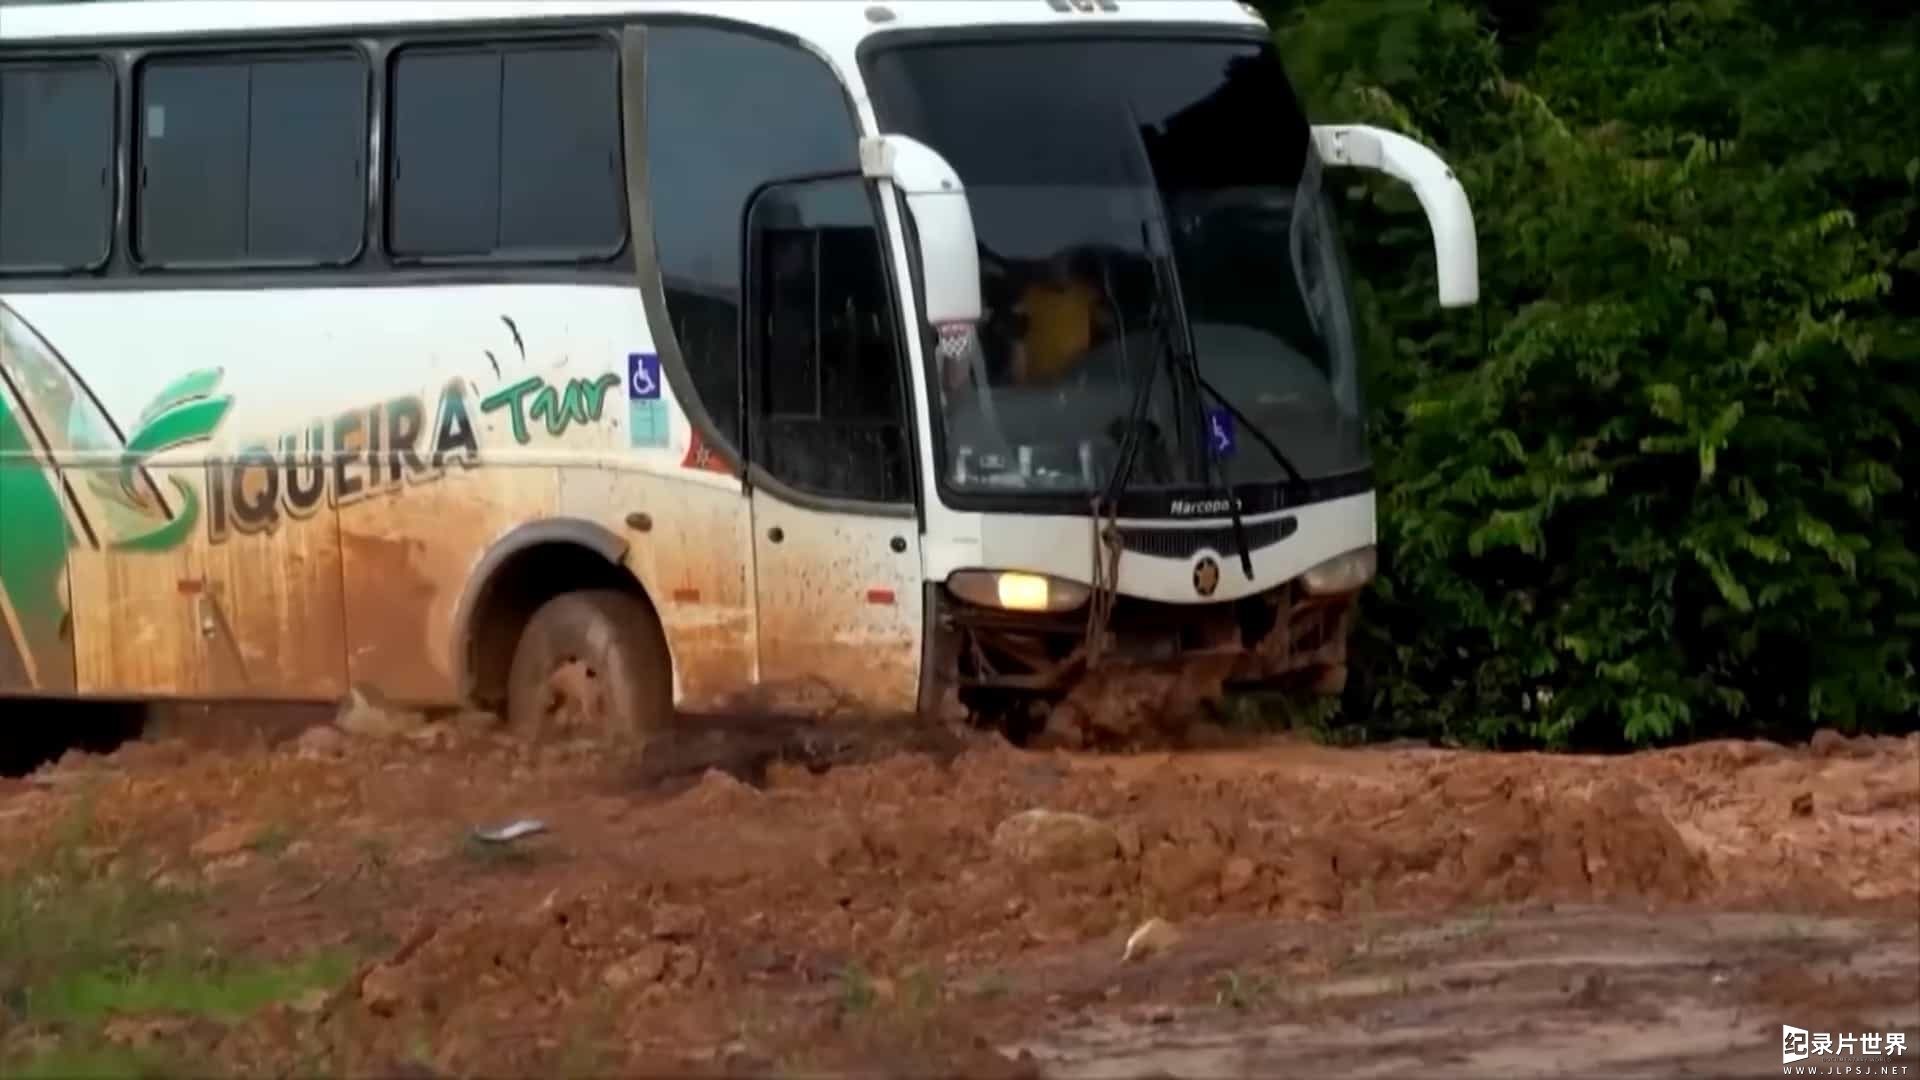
left=2, top=714, right=1915, bottom=1077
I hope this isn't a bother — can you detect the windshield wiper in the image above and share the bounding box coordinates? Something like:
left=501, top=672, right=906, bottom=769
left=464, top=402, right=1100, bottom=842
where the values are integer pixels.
left=1097, top=317, right=1160, bottom=513
left=1123, top=105, right=1259, bottom=582
left=1131, top=208, right=1309, bottom=495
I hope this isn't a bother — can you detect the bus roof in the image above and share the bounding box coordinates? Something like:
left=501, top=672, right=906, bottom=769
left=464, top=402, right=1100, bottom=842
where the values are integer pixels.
left=0, top=1, right=1266, bottom=50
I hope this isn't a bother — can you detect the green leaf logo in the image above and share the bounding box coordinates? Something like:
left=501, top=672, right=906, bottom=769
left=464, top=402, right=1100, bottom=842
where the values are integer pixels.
left=111, top=369, right=234, bottom=552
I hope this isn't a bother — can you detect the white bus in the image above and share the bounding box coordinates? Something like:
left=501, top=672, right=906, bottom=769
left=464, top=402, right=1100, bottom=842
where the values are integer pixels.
left=0, top=0, right=1478, bottom=745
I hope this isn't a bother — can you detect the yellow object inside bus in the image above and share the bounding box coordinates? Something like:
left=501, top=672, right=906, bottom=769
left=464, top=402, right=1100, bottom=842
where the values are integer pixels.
left=1017, top=278, right=1100, bottom=384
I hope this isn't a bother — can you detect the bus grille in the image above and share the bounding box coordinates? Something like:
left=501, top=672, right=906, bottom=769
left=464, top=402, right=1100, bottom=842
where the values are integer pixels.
left=1115, top=517, right=1298, bottom=560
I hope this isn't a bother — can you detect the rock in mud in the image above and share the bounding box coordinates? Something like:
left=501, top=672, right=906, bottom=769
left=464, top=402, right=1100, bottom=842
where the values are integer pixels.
left=603, top=944, right=670, bottom=990
left=289, top=988, right=333, bottom=1016
left=102, top=1016, right=193, bottom=1049
left=192, top=822, right=257, bottom=858
left=667, top=945, right=704, bottom=984
left=1121, top=917, right=1182, bottom=963
left=1567, top=970, right=1612, bottom=1007
left=992, top=809, right=1121, bottom=870
left=651, top=902, right=706, bottom=940
left=1038, top=662, right=1235, bottom=749
left=294, top=724, right=348, bottom=757
left=1143, top=838, right=1226, bottom=901
left=359, top=963, right=408, bottom=1017
left=1810, top=728, right=1849, bottom=757
left=336, top=683, right=426, bottom=739
left=405, top=723, right=456, bottom=751
left=203, top=852, right=255, bottom=885
left=1031, top=705, right=1090, bottom=750
left=1219, top=855, right=1257, bottom=897
left=676, top=768, right=762, bottom=810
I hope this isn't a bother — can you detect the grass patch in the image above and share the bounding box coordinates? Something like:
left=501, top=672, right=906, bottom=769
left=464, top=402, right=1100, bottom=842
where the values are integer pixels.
left=1463, top=907, right=1498, bottom=937
left=25, top=951, right=352, bottom=1025
left=1219, top=689, right=1344, bottom=741
left=245, top=823, right=295, bottom=859
left=551, top=988, right=618, bottom=1075
left=2, top=1041, right=179, bottom=1080
left=900, top=966, right=942, bottom=1015
left=834, top=963, right=877, bottom=1014
left=354, top=834, right=392, bottom=875
left=972, top=971, right=1012, bottom=1001
left=833, top=962, right=945, bottom=1021
left=1213, top=968, right=1278, bottom=1011
left=0, top=813, right=197, bottom=1015
left=0, top=802, right=356, bottom=1076
left=836, top=963, right=948, bottom=1047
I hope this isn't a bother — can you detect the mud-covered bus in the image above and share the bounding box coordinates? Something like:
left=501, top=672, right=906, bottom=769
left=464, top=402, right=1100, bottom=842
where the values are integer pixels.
left=0, top=0, right=1478, bottom=745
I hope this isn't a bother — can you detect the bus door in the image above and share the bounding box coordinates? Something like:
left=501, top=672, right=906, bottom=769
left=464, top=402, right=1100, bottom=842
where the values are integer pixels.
left=742, top=176, right=923, bottom=713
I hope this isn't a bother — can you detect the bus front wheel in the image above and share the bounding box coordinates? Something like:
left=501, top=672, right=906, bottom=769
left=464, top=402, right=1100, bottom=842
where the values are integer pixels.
left=504, top=588, right=672, bottom=744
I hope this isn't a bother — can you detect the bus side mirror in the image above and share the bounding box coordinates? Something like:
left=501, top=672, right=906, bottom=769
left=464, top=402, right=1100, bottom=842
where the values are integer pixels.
left=1311, top=124, right=1480, bottom=308
left=859, top=134, right=984, bottom=327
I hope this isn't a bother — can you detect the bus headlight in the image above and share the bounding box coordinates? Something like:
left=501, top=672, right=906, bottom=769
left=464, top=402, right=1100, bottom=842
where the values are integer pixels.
left=946, top=570, right=1091, bottom=613
left=1300, top=547, right=1377, bottom=595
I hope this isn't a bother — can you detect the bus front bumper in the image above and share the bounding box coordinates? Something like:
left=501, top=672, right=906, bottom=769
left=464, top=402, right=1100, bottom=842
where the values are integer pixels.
left=936, top=579, right=1358, bottom=744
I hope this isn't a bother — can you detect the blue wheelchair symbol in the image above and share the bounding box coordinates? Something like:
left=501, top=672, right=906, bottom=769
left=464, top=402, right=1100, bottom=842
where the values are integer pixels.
left=627, top=352, right=661, bottom=400
left=1205, top=407, right=1236, bottom=459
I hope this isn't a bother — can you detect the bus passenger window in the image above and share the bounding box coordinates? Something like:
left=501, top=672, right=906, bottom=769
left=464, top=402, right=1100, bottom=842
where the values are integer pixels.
left=135, top=51, right=367, bottom=266
left=748, top=177, right=910, bottom=506
left=0, top=60, right=116, bottom=273
left=386, top=39, right=622, bottom=260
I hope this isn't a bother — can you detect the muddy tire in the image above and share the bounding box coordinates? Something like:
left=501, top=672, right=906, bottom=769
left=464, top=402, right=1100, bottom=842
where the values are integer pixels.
left=504, top=589, right=672, bottom=744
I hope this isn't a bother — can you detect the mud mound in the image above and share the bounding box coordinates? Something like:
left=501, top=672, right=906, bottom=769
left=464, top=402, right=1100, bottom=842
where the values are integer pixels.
left=1418, top=770, right=1707, bottom=904
left=3, top=711, right=1913, bottom=1077
left=351, top=887, right=714, bottom=1027
left=1025, top=757, right=1709, bottom=923
left=1037, top=663, right=1237, bottom=750
left=622, top=710, right=988, bottom=794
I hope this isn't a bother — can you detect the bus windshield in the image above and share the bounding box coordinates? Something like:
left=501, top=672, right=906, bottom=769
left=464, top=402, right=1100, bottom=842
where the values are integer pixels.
left=864, top=34, right=1365, bottom=498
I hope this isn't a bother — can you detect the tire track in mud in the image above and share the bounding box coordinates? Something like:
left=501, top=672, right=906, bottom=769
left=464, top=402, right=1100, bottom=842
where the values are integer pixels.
left=998, top=909, right=1920, bottom=1079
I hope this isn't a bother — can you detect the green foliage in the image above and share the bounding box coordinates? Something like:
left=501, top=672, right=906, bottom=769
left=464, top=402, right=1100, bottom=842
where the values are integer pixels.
left=1267, top=0, right=1920, bottom=746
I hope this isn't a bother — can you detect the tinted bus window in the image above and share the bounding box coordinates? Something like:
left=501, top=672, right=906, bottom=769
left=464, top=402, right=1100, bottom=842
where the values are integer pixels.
left=748, top=177, right=912, bottom=503
left=387, top=39, right=622, bottom=260
left=136, top=51, right=368, bottom=265
left=0, top=60, right=116, bottom=272
left=643, top=25, right=860, bottom=450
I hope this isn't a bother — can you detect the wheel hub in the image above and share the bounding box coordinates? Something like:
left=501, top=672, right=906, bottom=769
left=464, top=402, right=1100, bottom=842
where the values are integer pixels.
left=540, top=657, right=606, bottom=733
